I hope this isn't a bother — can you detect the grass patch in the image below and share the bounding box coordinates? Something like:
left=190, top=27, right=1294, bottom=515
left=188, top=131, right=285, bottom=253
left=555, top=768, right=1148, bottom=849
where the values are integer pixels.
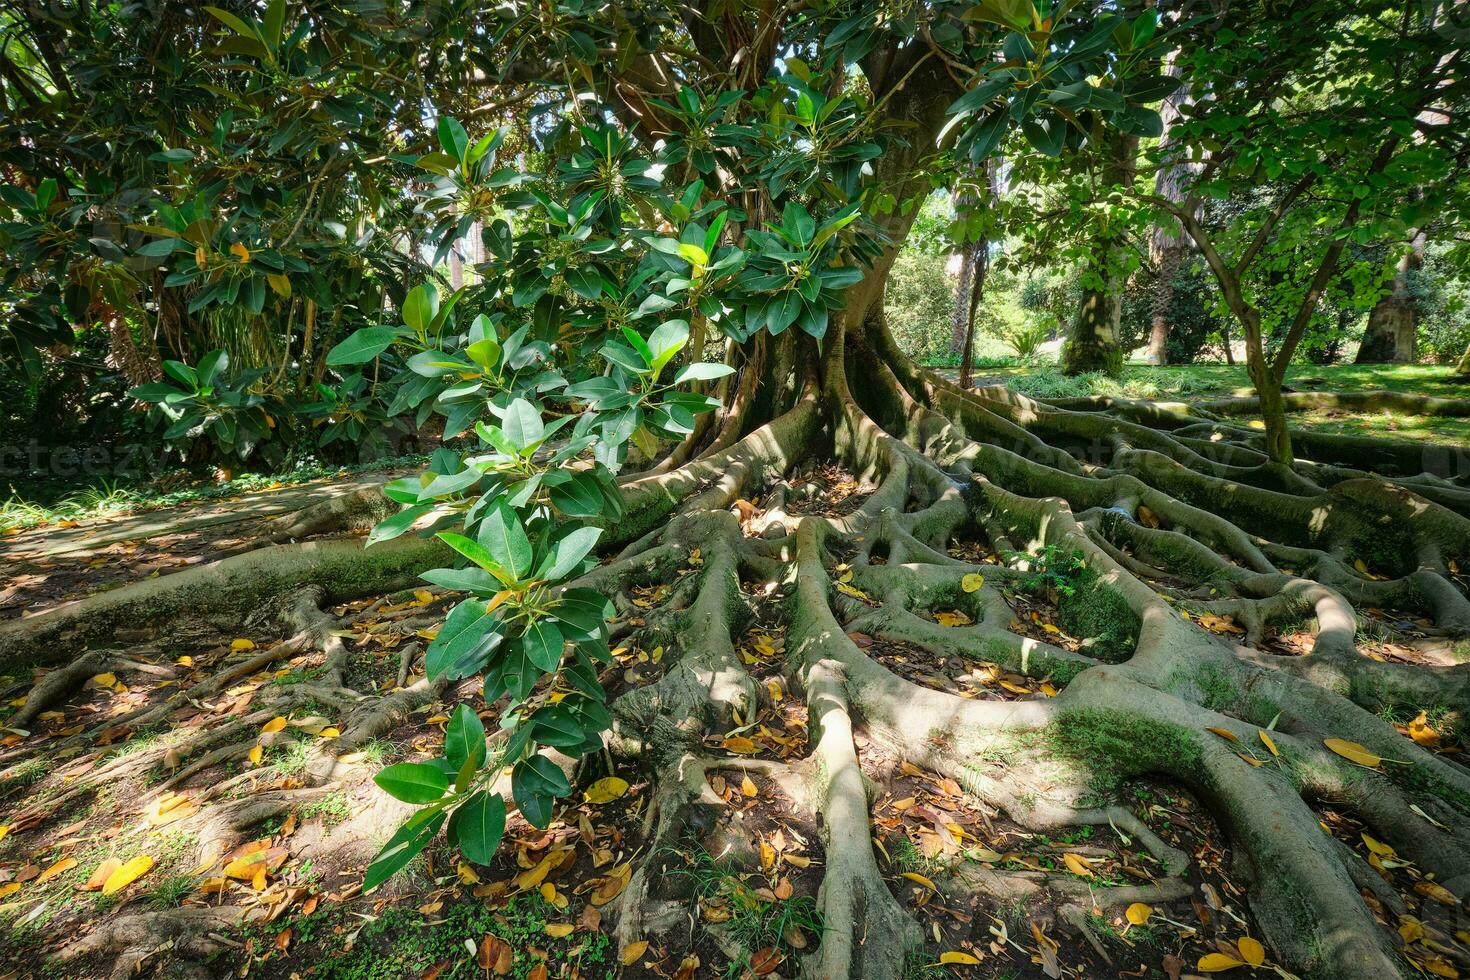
left=1, top=453, right=429, bottom=532
left=932, top=363, right=1470, bottom=443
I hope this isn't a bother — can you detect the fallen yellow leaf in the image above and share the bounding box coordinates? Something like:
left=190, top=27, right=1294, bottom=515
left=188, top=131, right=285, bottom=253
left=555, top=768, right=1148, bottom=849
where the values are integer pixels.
left=621, top=940, right=649, bottom=966
left=1063, top=853, right=1094, bottom=877
left=1238, top=936, right=1265, bottom=967
left=901, top=871, right=936, bottom=891
left=102, top=855, right=154, bottom=895
left=961, top=573, right=985, bottom=593
left=36, top=857, right=77, bottom=884
left=1198, top=952, right=1246, bottom=972
left=585, top=776, right=630, bottom=804
left=1125, top=902, right=1152, bottom=925
left=939, top=951, right=981, bottom=965
left=261, top=716, right=287, bottom=734
left=1258, top=731, right=1279, bottom=757
left=1323, top=737, right=1382, bottom=767
left=231, top=638, right=255, bottom=651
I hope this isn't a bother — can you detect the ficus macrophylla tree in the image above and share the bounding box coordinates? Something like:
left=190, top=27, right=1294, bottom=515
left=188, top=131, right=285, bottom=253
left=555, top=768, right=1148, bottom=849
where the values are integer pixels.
left=7, top=3, right=1470, bottom=979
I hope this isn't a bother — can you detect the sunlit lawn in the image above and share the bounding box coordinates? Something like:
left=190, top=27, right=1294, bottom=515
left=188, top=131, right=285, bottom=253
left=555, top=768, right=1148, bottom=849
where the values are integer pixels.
left=929, top=362, right=1470, bottom=444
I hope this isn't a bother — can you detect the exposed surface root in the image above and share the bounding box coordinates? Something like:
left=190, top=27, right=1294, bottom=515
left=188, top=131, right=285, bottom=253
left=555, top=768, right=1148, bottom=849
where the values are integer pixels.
left=7, top=325, right=1470, bottom=980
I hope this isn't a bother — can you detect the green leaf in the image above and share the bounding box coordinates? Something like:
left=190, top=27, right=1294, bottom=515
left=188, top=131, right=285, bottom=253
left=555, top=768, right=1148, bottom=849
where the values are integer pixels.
left=518, top=753, right=572, bottom=796
left=425, top=598, right=499, bottom=678
left=135, top=237, right=182, bottom=257
left=465, top=338, right=501, bottom=372
left=521, top=618, right=565, bottom=673
left=204, top=6, right=259, bottom=40
left=542, top=526, right=602, bottom=582
left=477, top=500, right=533, bottom=581
left=129, top=382, right=181, bottom=403
left=500, top=398, right=545, bottom=452
left=364, top=811, right=444, bottom=890
left=438, top=116, right=469, bottom=162
left=548, top=472, right=609, bottom=518
left=366, top=504, right=432, bottom=546
left=673, top=362, right=734, bottom=384
left=263, top=0, right=285, bottom=45
left=646, top=320, right=690, bottom=372
left=420, top=566, right=499, bottom=593
left=550, top=588, right=612, bottom=637
left=436, top=532, right=513, bottom=584
left=328, top=327, right=402, bottom=365
left=453, top=792, right=507, bottom=865
left=374, top=762, right=449, bottom=804
left=402, top=284, right=439, bottom=335
left=445, top=704, right=487, bottom=771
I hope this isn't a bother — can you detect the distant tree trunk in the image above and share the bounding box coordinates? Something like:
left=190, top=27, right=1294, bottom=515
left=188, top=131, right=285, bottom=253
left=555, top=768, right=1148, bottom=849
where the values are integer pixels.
left=1355, top=229, right=1425, bottom=364
left=950, top=247, right=976, bottom=355
left=956, top=241, right=990, bottom=389
left=1145, top=55, right=1195, bottom=366
left=1061, top=131, right=1137, bottom=376
left=951, top=160, right=997, bottom=388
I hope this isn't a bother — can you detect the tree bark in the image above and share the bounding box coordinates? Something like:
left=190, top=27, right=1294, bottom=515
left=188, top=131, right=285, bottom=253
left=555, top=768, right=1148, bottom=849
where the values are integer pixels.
left=1355, top=229, right=1424, bottom=364
left=1062, top=131, right=1138, bottom=376
left=1145, top=54, right=1196, bottom=366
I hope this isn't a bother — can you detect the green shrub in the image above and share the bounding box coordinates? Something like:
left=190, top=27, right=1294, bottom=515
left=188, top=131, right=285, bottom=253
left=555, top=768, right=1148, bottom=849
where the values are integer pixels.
left=885, top=250, right=958, bottom=363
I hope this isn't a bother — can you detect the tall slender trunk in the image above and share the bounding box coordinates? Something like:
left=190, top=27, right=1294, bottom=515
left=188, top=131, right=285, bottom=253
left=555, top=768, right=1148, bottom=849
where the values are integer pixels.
left=1144, top=52, right=1195, bottom=366
left=1355, top=229, right=1424, bottom=364
left=1234, top=308, right=1293, bottom=465
left=950, top=247, right=976, bottom=354
left=951, top=160, right=997, bottom=388
left=957, top=244, right=989, bottom=389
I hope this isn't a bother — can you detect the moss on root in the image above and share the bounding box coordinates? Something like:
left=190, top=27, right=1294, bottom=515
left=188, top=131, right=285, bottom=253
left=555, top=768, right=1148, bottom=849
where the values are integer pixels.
left=1051, top=708, right=1204, bottom=797
left=1057, top=570, right=1140, bottom=664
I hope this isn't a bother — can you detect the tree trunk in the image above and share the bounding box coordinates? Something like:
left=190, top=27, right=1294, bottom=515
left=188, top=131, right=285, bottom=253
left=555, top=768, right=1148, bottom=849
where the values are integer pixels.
left=951, top=160, right=996, bottom=389
left=1144, top=51, right=1196, bottom=366
left=1355, top=230, right=1424, bottom=364
left=950, top=246, right=976, bottom=357
left=1241, top=310, right=1293, bottom=465
left=1060, top=286, right=1123, bottom=375
left=1062, top=131, right=1137, bottom=376
left=1147, top=242, right=1185, bottom=365
left=956, top=243, right=988, bottom=389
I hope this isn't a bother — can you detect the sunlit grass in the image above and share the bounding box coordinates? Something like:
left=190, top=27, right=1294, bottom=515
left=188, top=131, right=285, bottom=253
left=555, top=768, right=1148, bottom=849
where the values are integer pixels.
left=931, top=363, right=1470, bottom=445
